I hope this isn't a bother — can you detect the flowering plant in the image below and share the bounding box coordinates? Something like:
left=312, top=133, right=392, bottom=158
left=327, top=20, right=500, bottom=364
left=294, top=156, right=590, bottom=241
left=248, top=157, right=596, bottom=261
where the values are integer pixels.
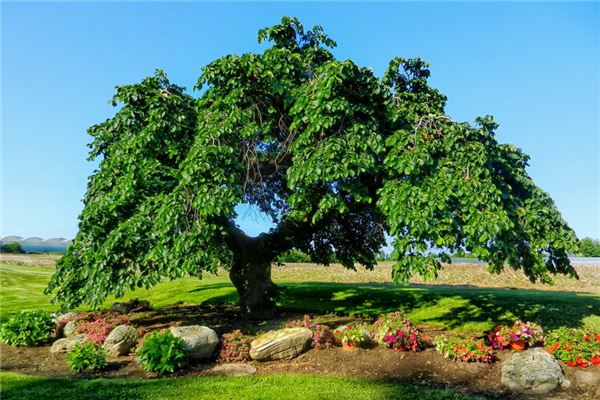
left=76, top=315, right=127, bottom=345
left=545, top=327, right=600, bottom=367
left=217, top=330, right=253, bottom=363
left=434, top=335, right=495, bottom=363
left=285, top=315, right=334, bottom=350
left=371, top=311, right=423, bottom=351
left=487, top=320, right=543, bottom=350
left=334, top=325, right=367, bottom=346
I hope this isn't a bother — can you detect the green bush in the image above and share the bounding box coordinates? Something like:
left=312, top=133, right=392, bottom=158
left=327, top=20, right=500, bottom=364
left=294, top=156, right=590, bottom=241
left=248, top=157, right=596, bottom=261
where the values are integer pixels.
left=0, top=310, right=54, bottom=346
left=136, top=331, right=187, bottom=374
left=67, top=342, right=108, bottom=373
left=0, top=242, right=25, bottom=254
left=275, top=249, right=312, bottom=263
left=578, top=237, right=600, bottom=257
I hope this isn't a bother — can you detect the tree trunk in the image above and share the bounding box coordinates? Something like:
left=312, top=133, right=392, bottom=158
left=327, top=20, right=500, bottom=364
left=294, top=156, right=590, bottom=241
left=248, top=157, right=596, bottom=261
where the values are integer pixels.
left=229, top=257, right=277, bottom=319
left=222, top=219, right=300, bottom=319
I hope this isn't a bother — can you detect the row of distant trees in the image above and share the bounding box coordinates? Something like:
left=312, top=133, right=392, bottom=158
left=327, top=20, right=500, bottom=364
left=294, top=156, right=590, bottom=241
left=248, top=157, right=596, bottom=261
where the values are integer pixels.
left=2, top=238, right=599, bottom=258
left=578, top=237, right=600, bottom=257
left=275, top=248, right=390, bottom=263
left=277, top=238, right=600, bottom=263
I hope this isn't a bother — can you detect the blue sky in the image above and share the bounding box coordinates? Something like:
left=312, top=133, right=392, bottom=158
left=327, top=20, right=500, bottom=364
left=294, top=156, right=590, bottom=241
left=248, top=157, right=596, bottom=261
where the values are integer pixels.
left=2, top=1, right=599, bottom=241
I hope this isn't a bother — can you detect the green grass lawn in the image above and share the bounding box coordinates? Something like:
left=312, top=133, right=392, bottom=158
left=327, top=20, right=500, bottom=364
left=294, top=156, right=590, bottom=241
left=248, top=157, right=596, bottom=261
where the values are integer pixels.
left=2, top=263, right=599, bottom=333
left=0, top=372, right=483, bottom=400
left=1, top=263, right=599, bottom=400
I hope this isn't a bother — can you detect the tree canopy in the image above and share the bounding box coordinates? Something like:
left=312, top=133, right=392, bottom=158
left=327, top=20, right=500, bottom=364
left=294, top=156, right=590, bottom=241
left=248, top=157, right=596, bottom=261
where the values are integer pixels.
left=47, top=17, right=579, bottom=317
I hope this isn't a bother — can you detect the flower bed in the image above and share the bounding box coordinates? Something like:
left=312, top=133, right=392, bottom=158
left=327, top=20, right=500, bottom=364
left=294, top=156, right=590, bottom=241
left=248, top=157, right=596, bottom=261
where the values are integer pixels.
left=217, top=330, right=253, bottom=363
left=371, top=312, right=423, bottom=351
left=545, top=327, right=600, bottom=367
left=285, top=315, right=334, bottom=350
left=486, top=320, right=543, bottom=350
left=434, top=335, right=494, bottom=363
left=73, top=313, right=127, bottom=345
left=333, top=325, right=369, bottom=348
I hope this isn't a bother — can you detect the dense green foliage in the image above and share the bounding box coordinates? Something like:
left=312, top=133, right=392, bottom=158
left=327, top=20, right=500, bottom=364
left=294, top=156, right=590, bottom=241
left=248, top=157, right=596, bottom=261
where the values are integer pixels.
left=67, top=343, right=108, bottom=373
left=578, top=237, right=600, bottom=257
left=0, top=242, right=24, bottom=254
left=0, top=372, right=484, bottom=400
left=47, top=17, right=578, bottom=314
left=0, top=309, right=54, bottom=346
left=136, top=331, right=188, bottom=374
left=275, top=249, right=312, bottom=263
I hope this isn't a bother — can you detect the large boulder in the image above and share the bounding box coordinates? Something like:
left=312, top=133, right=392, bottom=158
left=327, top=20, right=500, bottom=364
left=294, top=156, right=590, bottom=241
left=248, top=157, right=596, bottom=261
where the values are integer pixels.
left=63, top=320, right=79, bottom=338
left=250, top=327, right=312, bottom=361
left=50, top=334, right=88, bottom=353
left=51, top=313, right=78, bottom=338
left=501, top=348, right=569, bottom=394
left=169, top=325, right=219, bottom=360
left=104, top=325, right=139, bottom=357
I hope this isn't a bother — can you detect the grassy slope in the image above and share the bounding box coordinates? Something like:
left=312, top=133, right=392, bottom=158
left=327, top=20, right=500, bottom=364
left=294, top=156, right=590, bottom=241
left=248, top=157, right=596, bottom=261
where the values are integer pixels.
left=2, top=263, right=599, bottom=333
left=0, top=372, right=483, bottom=400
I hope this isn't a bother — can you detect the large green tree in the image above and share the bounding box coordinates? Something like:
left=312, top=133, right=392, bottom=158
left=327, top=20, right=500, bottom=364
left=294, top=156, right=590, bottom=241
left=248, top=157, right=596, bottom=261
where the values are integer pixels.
left=48, top=17, right=579, bottom=318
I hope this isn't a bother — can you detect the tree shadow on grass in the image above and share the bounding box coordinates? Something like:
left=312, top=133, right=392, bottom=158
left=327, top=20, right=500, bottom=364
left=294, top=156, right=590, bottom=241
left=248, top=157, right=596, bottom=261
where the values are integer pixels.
left=276, top=282, right=600, bottom=332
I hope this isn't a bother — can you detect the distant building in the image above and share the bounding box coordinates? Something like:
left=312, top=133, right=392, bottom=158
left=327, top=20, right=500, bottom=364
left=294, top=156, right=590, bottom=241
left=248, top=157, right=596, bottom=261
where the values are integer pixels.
left=0, top=236, right=71, bottom=253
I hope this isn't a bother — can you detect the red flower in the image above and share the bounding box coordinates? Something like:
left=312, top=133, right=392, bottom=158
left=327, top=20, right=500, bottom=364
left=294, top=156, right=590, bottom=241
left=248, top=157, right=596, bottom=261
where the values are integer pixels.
left=590, top=356, right=600, bottom=366
left=566, top=361, right=577, bottom=367
left=595, top=334, right=600, bottom=342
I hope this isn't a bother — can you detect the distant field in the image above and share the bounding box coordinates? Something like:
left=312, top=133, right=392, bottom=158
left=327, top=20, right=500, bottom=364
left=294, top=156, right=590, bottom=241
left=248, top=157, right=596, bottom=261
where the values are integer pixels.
left=2, top=253, right=598, bottom=293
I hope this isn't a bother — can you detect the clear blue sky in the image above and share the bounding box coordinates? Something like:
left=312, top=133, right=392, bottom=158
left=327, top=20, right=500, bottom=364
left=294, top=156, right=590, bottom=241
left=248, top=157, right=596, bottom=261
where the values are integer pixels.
left=2, top=1, right=599, bottom=240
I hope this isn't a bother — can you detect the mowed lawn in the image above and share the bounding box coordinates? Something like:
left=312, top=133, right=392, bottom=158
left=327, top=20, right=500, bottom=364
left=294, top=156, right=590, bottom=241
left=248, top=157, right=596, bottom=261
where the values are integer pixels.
left=1, top=263, right=599, bottom=333
left=0, top=372, right=485, bottom=400
left=1, top=262, right=599, bottom=400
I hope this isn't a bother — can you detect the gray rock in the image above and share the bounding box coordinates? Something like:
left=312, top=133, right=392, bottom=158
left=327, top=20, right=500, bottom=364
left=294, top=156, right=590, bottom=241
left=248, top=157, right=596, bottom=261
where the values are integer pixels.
left=250, top=327, right=312, bottom=361
left=104, top=325, right=139, bottom=357
left=169, top=325, right=219, bottom=360
left=501, top=348, right=567, bottom=394
left=51, top=313, right=78, bottom=338
left=53, top=312, right=78, bottom=324
left=50, top=334, right=88, bottom=353
left=211, top=363, right=257, bottom=376
left=63, top=320, right=79, bottom=337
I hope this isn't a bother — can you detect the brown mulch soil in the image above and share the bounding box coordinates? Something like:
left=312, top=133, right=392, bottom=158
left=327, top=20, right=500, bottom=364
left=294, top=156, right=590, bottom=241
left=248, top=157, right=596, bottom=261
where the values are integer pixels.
left=1, top=304, right=599, bottom=400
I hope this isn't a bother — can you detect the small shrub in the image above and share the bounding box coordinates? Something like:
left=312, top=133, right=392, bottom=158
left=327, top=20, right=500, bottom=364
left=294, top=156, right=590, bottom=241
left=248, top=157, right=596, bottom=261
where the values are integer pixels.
left=136, top=331, right=187, bottom=374
left=217, top=330, right=253, bottom=363
left=487, top=320, right=544, bottom=350
left=312, top=324, right=334, bottom=350
left=371, top=311, right=423, bottom=351
left=0, top=242, right=25, bottom=254
left=434, top=335, right=495, bottom=363
left=0, top=310, right=55, bottom=346
left=285, top=315, right=334, bottom=349
left=545, top=327, right=600, bottom=367
left=76, top=316, right=127, bottom=345
left=275, top=249, right=312, bottom=263
left=67, top=343, right=108, bottom=373
left=285, top=314, right=313, bottom=330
